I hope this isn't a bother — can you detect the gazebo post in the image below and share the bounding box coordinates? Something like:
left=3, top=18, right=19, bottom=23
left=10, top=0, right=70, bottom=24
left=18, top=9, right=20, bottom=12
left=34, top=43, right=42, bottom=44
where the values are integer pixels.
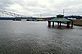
left=59, top=21, right=61, bottom=28
left=71, top=21, right=73, bottom=28
left=52, top=21, right=54, bottom=27
left=57, top=21, right=59, bottom=28
left=67, top=22, right=70, bottom=28
left=48, top=21, right=51, bottom=27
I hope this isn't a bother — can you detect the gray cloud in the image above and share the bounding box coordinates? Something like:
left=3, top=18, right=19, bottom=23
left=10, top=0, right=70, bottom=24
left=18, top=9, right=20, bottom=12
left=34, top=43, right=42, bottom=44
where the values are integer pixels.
left=0, top=0, right=13, bottom=9
left=0, top=0, right=82, bottom=17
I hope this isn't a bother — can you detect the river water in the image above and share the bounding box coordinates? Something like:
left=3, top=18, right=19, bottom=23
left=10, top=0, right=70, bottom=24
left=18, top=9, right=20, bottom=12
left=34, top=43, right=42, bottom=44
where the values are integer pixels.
left=0, top=20, right=82, bottom=54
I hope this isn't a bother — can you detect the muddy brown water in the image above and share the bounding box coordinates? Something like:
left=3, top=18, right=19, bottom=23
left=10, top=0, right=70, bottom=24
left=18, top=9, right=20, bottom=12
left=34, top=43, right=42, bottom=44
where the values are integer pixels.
left=0, top=20, right=82, bottom=54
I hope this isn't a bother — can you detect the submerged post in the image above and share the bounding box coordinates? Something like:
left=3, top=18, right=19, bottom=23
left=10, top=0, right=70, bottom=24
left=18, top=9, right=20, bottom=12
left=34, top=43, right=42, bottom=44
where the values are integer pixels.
left=57, top=21, right=61, bottom=28
left=67, top=22, right=70, bottom=28
left=48, top=21, right=51, bottom=27
left=71, top=21, right=73, bottom=28
left=59, top=22, right=61, bottom=28
left=58, top=22, right=59, bottom=27
left=52, top=22, right=54, bottom=27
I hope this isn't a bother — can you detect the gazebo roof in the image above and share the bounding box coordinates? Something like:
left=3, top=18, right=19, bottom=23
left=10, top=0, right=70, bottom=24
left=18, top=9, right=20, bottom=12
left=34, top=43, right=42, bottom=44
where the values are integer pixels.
left=49, top=18, right=71, bottom=22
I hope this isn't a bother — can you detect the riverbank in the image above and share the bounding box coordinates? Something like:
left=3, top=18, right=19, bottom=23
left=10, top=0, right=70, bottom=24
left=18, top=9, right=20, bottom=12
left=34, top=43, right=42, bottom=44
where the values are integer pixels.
left=73, top=19, right=82, bottom=26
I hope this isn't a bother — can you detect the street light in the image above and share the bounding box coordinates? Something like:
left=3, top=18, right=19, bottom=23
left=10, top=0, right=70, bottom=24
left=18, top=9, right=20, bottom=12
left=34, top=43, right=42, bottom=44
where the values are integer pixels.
left=63, top=9, right=65, bottom=15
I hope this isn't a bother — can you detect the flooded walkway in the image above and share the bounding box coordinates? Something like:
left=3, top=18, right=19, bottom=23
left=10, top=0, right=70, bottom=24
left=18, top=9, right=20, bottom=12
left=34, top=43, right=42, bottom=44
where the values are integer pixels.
left=0, top=21, right=82, bottom=54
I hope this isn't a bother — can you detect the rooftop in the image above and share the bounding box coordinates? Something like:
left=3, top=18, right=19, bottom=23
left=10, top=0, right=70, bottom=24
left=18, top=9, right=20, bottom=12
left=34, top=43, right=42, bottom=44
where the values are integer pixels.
left=49, top=18, right=70, bottom=22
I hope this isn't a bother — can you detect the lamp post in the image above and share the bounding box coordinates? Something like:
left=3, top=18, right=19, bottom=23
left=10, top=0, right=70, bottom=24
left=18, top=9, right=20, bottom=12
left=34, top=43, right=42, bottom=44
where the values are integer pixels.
left=63, top=9, right=65, bottom=15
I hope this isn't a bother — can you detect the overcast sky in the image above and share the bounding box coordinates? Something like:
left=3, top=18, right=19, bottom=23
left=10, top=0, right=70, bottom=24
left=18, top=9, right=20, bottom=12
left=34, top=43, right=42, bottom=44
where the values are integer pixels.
left=0, top=0, right=82, bottom=17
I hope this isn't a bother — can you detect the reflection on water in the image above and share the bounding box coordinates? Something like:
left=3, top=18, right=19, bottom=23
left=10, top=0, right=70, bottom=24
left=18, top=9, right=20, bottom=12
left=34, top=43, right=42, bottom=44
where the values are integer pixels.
left=0, top=20, right=82, bottom=54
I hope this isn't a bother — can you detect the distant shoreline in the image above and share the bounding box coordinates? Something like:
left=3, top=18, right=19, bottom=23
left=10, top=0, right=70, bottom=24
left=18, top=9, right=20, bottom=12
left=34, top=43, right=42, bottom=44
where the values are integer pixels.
left=0, top=18, right=82, bottom=26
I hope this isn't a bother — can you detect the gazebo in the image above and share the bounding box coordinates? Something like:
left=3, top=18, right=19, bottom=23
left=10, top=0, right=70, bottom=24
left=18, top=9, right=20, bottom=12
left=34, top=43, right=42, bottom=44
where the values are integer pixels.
left=48, top=15, right=73, bottom=28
